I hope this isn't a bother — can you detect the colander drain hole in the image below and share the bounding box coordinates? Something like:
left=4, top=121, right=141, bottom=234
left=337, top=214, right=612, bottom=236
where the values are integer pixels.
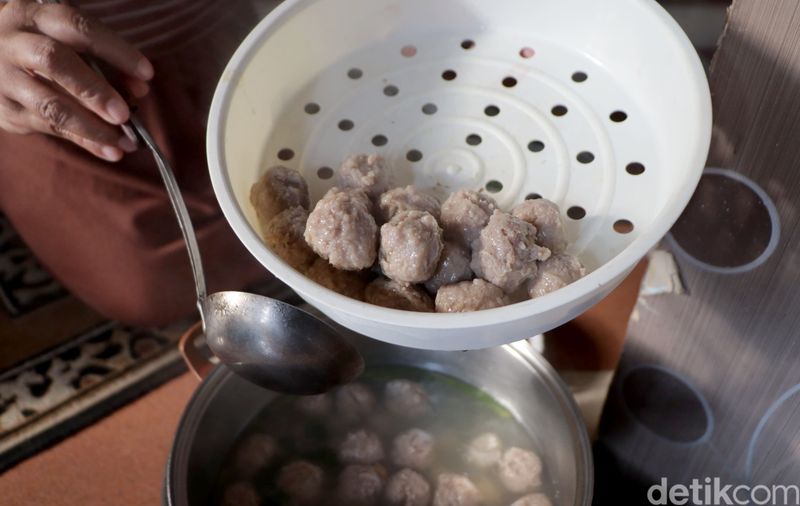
left=502, top=76, right=517, bottom=88
left=610, top=111, right=628, bottom=122
left=567, top=206, right=586, bottom=220
left=383, top=85, right=399, bottom=97
left=551, top=105, right=568, bottom=117
left=528, top=141, right=545, bottom=153
left=277, top=148, right=294, bottom=161
left=442, top=70, right=457, bottom=81
left=461, top=39, right=475, bottom=50
left=525, top=193, right=542, bottom=200
left=371, top=135, right=388, bottom=147
left=485, top=180, right=503, bottom=193
left=347, top=68, right=363, bottom=79
left=484, top=105, right=500, bottom=117
left=626, top=162, right=645, bottom=175
left=577, top=151, right=595, bottom=164
left=304, top=102, right=320, bottom=115
left=572, top=71, right=588, bottom=83
left=519, top=47, right=535, bottom=59
left=466, top=134, right=482, bottom=146
left=614, top=219, right=635, bottom=234
left=422, top=103, right=438, bottom=115
left=338, top=119, right=354, bottom=131
left=401, top=45, right=417, bottom=57
left=406, top=150, right=423, bottom=162
left=317, top=167, right=334, bottom=179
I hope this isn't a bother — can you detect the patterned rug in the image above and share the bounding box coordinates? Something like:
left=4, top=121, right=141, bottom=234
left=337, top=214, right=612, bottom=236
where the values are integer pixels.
left=0, top=215, right=67, bottom=317
left=0, top=214, right=187, bottom=471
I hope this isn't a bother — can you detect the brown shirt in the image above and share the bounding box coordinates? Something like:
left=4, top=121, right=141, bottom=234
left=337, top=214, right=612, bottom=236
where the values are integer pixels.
left=77, top=0, right=234, bottom=56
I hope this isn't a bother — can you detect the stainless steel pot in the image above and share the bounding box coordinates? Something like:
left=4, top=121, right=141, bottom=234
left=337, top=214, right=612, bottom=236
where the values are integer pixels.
left=164, top=323, right=593, bottom=505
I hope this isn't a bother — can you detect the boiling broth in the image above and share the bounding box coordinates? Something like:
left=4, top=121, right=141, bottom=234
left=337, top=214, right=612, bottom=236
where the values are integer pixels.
left=214, top=366, right=553, bottom=505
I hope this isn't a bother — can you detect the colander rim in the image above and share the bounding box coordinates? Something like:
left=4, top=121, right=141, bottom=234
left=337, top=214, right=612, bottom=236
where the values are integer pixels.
left=206, top=0, right=712, bottom=335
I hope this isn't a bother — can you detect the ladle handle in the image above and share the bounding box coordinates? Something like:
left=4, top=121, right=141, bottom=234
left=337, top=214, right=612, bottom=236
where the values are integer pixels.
left=129, top=116, right=208, bottom=303
left=39, top=0, right=208, bottom=305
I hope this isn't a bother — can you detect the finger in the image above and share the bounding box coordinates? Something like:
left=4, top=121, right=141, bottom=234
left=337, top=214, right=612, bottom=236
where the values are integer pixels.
left=22, top=2, right=153, bottom=80
left=7, top=32, right=131, bottom=124
left=124, top=76, right=150, bottom=99
left=0, top=95, right=24, bottom=116
left=8, top=70, right=136, bottom=161
left=23, top=105, right=128, bottom=161
left=0, top=97, right=31, bottom=135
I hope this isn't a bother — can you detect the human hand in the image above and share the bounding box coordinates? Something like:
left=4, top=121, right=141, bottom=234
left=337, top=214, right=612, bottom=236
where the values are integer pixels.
left=0, top=0, right=153, bottom=161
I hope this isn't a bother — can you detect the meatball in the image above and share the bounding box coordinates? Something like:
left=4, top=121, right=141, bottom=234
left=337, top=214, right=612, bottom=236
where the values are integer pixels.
left=262, top=206, right=316, bottom=272
left=250, top=165, right=310, bottom=231
left=378, top=185, right=441, bottom=223
left=433, top=473, right=481, bottom=506
left=424, top=241, right=473, bottom=294
left=510, top=493, right=553, bottom=506
left=296, top=393, right=332, bottom=416
left=339, top=429, right=385, bottom=464
left=465, top=432, right=503, bottom=468
left=391, top=428, right=435, bottom=470
left=305, top=187, right=378, bottom=270
left=386, top=469, right=432, bottom=506
left=277, top=460, right=324, bottom=502
left=434, top=279, right=510, bottom=313
left=222, top=482, right=259, bottom=506
left=497, top=447, right=543, bottom=493
left=365, top=278, right=434, bottom=312
left=335, top=383, right=377, bottom=420
left=512, top=199, right=567, bottom=253
left=384, top=380, right=431, bottom=418
left=440, top=189, right=498, bottom=247
left=232, top=433, right=277, bottom=477
left=338, top=464, right=387, bottom=505
left=305, top=257, right=371, bottom=301
left=380, top=210, right=444, bottom=283
left=471, top=211, right=551, bottom=293
left=338, top=153, right=393, bottom=200
left=527, top=253, right=585, bottom=299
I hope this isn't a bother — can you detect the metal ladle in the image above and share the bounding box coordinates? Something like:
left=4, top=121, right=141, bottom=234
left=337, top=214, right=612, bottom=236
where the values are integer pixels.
left=128, top=116, right=364, bottom=395
left=41, top=0, right=362, bottom=394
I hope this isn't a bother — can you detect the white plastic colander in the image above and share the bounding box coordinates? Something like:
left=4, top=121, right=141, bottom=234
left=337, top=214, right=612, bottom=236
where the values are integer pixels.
left=207, top=0, right=712, bottom=350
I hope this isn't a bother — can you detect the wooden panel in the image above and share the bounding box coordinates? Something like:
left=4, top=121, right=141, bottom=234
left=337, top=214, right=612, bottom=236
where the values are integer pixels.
left=0, top=297, right=105, bottom=371
left=596, top=0, right=800, bottom=500
left=545, top=260, right=648, bottom=371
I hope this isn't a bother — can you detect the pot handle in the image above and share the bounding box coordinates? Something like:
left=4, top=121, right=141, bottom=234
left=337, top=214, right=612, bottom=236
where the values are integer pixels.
left=178, top=321, right=214, bottom=381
